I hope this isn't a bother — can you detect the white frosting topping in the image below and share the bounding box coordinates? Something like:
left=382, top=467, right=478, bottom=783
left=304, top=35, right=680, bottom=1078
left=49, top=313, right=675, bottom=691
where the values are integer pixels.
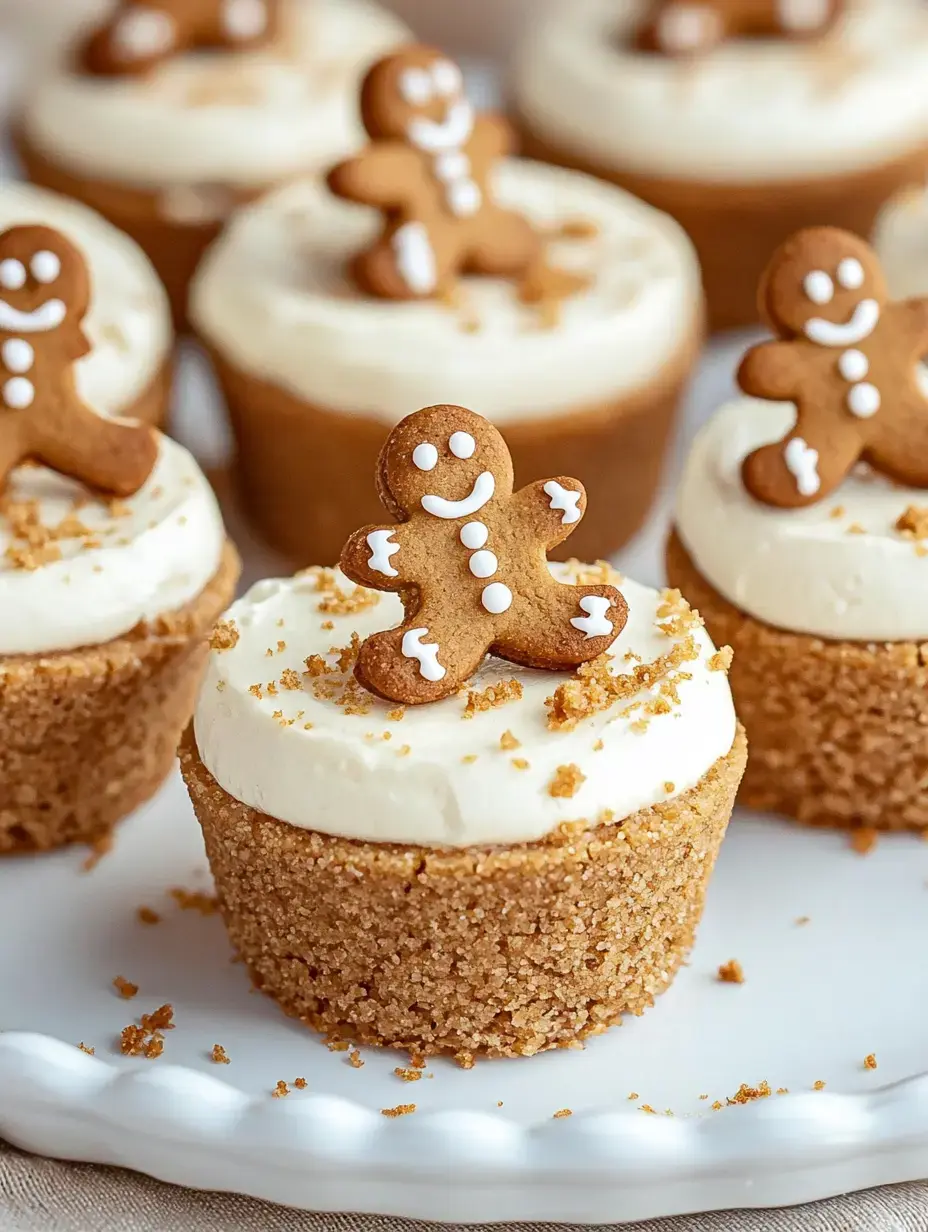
left=0, top=434, right=225, bottom=656
left=874, top=185, right=928, bottom=302
left=190, top=160, right=701, bottom=420
left=21, top=0, right=409, bottom=188
left=193, top=566, right=737, bottom=847
left=675, top=397, right=928, bottom=642
left=0, top=183, right=170, bottom=415
left=512, top=0, right=928, bottom=181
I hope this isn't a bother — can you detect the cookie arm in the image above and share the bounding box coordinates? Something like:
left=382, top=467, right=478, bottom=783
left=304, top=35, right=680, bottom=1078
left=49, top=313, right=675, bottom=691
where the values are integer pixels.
left=340, top=522, right=413, bottom=592
left=327, top=144, right=425, bottom=209
left=899, top=296, right=928, bottom=355
left=33, top=403, right=158, bottom=498
left=469, top=112, right=516, bottom=163
left=737, top=342, right=800, bottom=402
left=511, top=477, right=588, bottom=551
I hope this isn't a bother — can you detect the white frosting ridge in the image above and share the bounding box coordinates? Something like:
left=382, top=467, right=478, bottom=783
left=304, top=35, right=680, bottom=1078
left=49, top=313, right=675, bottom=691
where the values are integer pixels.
left=512, top=0, right=928, bottom=181
left=193, top=566, right=737, bottom=848
left=21, top=0, right=409, bottom=188
left=190, top=159, right=701, bottom=420
left=0, top=434, right=226, bottom=656
left=0, top=183, right=170, bottom=415
left=873, top=185, right=928, bottom=302
left=674, top=397, right=928, bottom=642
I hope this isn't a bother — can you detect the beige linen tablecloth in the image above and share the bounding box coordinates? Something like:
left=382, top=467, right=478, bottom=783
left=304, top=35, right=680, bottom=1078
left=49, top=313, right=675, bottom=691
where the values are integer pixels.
left=1, top=1142, right=926, bottom=1231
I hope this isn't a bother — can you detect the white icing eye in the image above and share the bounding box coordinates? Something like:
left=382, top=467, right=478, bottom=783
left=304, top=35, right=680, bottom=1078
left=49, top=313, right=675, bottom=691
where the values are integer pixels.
left=412, top=442, right=438, bottom=471
left=399, top=67, right=433, bottom=106
left=222, top=0, right=267, bottom=39
left=0, top=259, right=26, bottom=291
left=431, top=59, right=462, bottom=97
left=836, top=257, right=865, bottom=291
left=30, top=250, right=61, bottom=284
left=449, top=431, right=475, bottom=459
left=657, top=5, right=723, bottom=54
left=803, top=270, right=834, bottom=305
left=113, top=6, right=177, bottom=59
left=778, top=0, right=831, bottom=32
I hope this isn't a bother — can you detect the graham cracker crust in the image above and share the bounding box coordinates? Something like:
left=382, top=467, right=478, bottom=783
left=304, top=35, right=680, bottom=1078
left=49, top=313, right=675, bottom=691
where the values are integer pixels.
left=0, top=540, right=240, bottom=854
left=206, top=329, right=700, bottom=570
left=180, top=724, right=746, bottom=1060
left=667, top=528, right=928, bottom=831
left=516, top=121, right=928, bottom=332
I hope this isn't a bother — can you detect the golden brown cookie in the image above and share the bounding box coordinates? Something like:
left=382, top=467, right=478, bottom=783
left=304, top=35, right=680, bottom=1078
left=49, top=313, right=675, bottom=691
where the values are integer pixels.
left=340, top=403, right=627, bottom=704
left=739, top=227, right=928, bottom=508
left=635, top=0, right=844, bottom=55
left=0, top=224, right=157, bottom=496
left=82, top=0, right=280, bottom=77
left=327, top=46, right=542, bottom=301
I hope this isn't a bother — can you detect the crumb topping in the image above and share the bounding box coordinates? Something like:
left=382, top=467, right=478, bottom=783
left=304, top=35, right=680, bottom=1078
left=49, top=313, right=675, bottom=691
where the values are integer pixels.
left=113, top=975, right=138, bottom=1000
left=77, top=1042, right=95, bottom=1055
left=552, top=1108, right=572, bottom=1118
left=209, top=619, right=239, bottom=652
left=119, top=1003, right=174, bottom=1058
left=381, top=1104, right=417, bottom=1118
left=211, top=1044, right=230, bottom=1064
left=394, top=1067, right=422, bottom=1082
left=850, top=828, right=877, bottom=855
left=549, top=764, right=586, bottom=798
left=708, top=646, right=734, bottom=673
left=170, top=887, right=219, bottom=915
left=273, top=1080, right=290, bottom=1098
left=864, top=1054, right=877, bottom=1070
left=896, top=505, right=928, bottom=540
left=813, top=1080, right=826, bottom=1091
left=717, top=959, right=744, bottom=985
left=136, top=906, right=160, bottom=925
left=462, top=678, right=523, bottom=718
left=348, top=1051, right=364, bottom=1069
left=499, top=729, right=520, bottom=751
left=294, top=1077, right=308, bottom=1089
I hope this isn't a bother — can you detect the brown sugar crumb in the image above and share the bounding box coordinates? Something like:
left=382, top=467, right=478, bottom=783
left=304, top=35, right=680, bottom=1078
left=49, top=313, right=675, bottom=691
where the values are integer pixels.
left=266, top=681, right=278, bottom=696
left=394, top=1067, right=422, bottom=1082
left=348, top=1050, right=364, bottom=1069
left=248, top=683, right=263, bottom=699
left=776, top=1088, right=789, bottom=1096
left=81, top=829, right=114, bottom=872
left=864, top=1053, right=878, bottom=1070
left=552, top=1108, right=572, bottom=1119
left=558, top=217, right=600, bottom=240
left=549, top=763, right=586, bottom=799
left=639, top=1104, right=657, bottom=1115
left=276, top=639, right=286, bottom=653
left=320, top=619, right=335, bottom=630
left=664, top=781, right=676, bottom=794
left=280, top=668, right=302, bottom=690
left=112, top=976, right=139, bottom=1000
left=629, top=719, right=649, bottom=735
left=303, top=654, right=330, bottom=677
left=499, top=729, right=521, bottom=751
left=829, top=505, right=846, bottom=519
left=387, top=706, right=406, bottom=721
left=210, top=1044, right=230, bottom=1064
left=209, top=619, right=239, bottom=651
left=294, top=1077, right=308, bottom=1089
left=896, top=505, right=928, bottom=540
left=462, top=678, right=523, bottom=718
left=717, top=959, right=745, bottom=985
left=627, top=1092, right=639, bottom=1101
left=317, top=584, right=379, bottom=616
left=325, top=1038, right=349, bottom=1052
left=850, top=827, right=878, bottom=855
left=140, top=1004, right=175, bottom=1034
left=813, top=1080, right=826, bottom=1091
left=397, top=744, right=411, bottom=757
left=461, top=754, right=478, bottom=764
left=708, top=646, right=734, bottom=673
left=265, top=647, right=273, bottom=658
left=136, top=906, right=160, bottom=925
left=77, top=1042, right=95, bottom=1055
left=547, top=635, right=699, bottom=730
left=727, top=1081, right=771, bottom=1106
left=847, top=522, right=866, bottom=535
left=795, top=916, right=811, bottom=926
left=511, top=757, right=530, bottom=771
left=711, top=1101, right=724, bottom=1111
left=592, top=738, right=604, bottom=751
left=698, top=1094, right=709, bottom=1101
left=381, top=1104, right=416, bottom=1118
left=170, top=887, right=219, bottom=915
left=119, top=1004, right=173, bottom=1059
left=273, top=1080, right=290, bottom=1098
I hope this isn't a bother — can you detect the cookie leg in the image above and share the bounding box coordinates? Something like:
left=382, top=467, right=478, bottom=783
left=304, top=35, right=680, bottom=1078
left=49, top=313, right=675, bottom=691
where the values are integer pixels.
left=866, top=418, right=928, bottom=489
left=742, top=423, right=862, bottom=509
left=353, top=225, right=457, bottom=301
left=36, top=403, right=158, bottom=498
left=494, top=583, right=627, bottom=671
left=354, top=616, right=489, bottom=705
left=467, top=208, right=541, bottom=280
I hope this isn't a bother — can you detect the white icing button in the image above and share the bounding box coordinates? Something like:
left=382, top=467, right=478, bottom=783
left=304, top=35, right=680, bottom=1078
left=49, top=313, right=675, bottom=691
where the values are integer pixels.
left=847, top=382, right=881, bottom=419
left=3, top=377, right=34, bottom=409
left=447, top=180, right=482, bottom=218
left=803, top=270, right=834, bottom=305
left=0, top=259, right=26, bottom=291
left=481, top=582, right=513, bottom=614
left=836, top=256, right=865, bottom=290
left=838, top=349, right=868, bottom=382
left=435, top=151, right=470, bottom=181
left=432, top=59, right=462, bottom=96
left=1, top=339, right=34, bottom=374
left=468, top=550, right=498, bottom=579
left=222, top=0, right=268, bottom=40
left=399, top=67, right=433, bottom=106
left=460, top=521, right=488, bottom=549
left=30, top=250, right=61, bottom=284
left=449, top=431, right=476, bottom=459
left=412, top=442, right=439, bottom=471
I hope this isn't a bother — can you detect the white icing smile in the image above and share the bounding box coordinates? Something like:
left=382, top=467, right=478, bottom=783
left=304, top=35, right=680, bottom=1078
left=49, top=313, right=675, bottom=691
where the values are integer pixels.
left=407, top=99, right=475, bottom=154
left=0, top=298, right=67, bottom=333
left=421, top=471, right=495, bottom=519
left=803, top=299, right=880, bottom=347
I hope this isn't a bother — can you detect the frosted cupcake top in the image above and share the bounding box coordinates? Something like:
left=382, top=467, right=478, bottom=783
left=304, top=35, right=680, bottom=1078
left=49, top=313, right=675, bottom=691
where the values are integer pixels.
left=190, top=159, right=702, bottom=421
left=0, top=434, right=225, bottom=656
left=874, top=185, right=928, bottom=303
left=0, top=184, right=170, bottom=415
left=193, top=563, right=737, bottom=848
left=513, top=0, right=928, bottom=182
left=21, top=0, right=409, bottom=190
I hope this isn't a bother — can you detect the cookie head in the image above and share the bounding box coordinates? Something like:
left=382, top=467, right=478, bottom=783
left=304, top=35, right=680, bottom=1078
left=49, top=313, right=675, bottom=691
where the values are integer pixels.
left=378, top=404, right=514, bottom=522
left=0, top=225, right=89, bottom=336
left=760, top=227, right=886, bottom=346
left=360, top=45, right=473, bottom=148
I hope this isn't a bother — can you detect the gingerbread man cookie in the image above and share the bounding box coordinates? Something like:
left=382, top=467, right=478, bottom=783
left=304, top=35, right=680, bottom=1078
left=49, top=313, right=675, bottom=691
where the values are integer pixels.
left=739, top=227, right=928, bottom=508
left=0, top=225, right=157, bottom=497
left=340, top=405, right=627, bottom=705
left=327, top=46, right=542, bottom=301
left=635, top=0, right=844, bottom=55
left=82, top=0, right=280, bottom=77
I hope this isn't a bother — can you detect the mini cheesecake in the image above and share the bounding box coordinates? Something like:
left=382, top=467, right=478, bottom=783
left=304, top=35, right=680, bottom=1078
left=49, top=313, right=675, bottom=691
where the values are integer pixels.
left=181, top=562, right=743, bottom=1061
